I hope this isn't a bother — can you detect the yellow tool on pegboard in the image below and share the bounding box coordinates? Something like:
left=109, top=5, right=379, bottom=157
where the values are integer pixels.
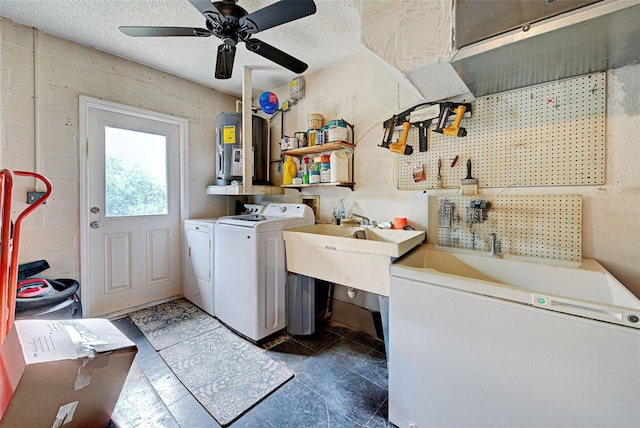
left=380, top=102, right=471, bottom=156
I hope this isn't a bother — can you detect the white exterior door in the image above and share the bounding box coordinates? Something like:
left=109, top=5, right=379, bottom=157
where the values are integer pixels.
left=80, top=97, right=187, bottom=317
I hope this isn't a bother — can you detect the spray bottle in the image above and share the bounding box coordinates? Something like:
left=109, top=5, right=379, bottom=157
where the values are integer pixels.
left=302, top=157, right=310, bottom=184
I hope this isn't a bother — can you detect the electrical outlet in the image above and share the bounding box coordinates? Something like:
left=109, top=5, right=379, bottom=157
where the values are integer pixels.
left=27, top=191, right=46, bottom=204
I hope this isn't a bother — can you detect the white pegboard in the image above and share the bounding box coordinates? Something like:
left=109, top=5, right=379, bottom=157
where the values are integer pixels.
left=396, top=73, right=606, bottom=190
left=428, top=194, right=582, bottom=264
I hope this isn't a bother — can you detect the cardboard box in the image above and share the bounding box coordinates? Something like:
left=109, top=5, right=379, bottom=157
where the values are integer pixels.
left=0, top=318, right=137, bottom=427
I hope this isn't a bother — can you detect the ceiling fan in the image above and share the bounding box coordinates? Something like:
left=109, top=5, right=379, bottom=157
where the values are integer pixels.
left=120, top=0, right=317, bottom=79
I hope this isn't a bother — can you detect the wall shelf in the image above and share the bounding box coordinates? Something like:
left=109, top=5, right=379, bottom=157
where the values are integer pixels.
left=282, top=141, right=355, bottom=156
left=281, top=141, right=355, bottom=191
left=205, top=184, right=283, bottom=195
left=281, top=182, right=355, bottom=191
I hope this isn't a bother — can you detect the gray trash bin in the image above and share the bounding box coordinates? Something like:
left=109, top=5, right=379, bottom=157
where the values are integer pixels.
left=287, top=273, right=316, bottom=335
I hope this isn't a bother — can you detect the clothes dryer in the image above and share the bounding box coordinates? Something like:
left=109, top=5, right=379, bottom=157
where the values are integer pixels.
left=183, top=204, right=265, bottom=316
left=184, top=219, right=217, bottom=315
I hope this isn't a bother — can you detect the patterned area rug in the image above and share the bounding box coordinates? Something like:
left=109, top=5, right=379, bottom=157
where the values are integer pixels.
left=129, top=298, right=293, bottom=426
left=160, top=326, right=294, bottom=426
left=128, top=298, right=221, bottom=350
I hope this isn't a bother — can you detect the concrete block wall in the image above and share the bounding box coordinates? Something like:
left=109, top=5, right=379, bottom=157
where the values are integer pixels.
left=0, top=19, right=237, bottom=279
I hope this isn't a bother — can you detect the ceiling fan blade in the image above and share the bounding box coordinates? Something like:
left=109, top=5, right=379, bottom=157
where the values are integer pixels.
left=245, top=38, right=308, bottom=74
left=188, top=0, right=221, bottom=15
left=119, top=26, right=212, bottom=37
left=188, top=0, right=228, bottom=28
left=240, top=0, right=316, bottom=34
left=215, top=44, right=236, bottom=79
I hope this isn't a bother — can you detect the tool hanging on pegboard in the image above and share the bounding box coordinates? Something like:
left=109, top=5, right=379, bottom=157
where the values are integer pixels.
left=380, top=102, right=438, bottom=155
left=380, top=102, right=471, bottom=156
left=433, top=102, right=472, bottom=137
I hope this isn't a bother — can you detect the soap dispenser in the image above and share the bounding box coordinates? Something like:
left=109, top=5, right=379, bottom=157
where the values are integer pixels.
left=336, top=199, right=346, bottom=225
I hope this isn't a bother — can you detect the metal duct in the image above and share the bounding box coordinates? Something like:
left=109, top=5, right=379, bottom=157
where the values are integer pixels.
left=451, top=0, right=640, bottom=97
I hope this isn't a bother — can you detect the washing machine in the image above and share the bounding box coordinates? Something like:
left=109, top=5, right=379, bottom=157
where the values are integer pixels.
left=214, top=203, right=315, bottom=342
left=183, top=205, right=265, bottom=316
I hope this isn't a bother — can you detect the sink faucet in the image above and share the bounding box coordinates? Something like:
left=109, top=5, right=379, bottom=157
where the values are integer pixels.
left=352, top=213, right=370, bottom=225
left=489, top=233, right=501, bottom=257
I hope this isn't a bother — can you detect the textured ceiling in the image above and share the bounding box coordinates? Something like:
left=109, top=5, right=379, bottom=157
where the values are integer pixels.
left=0, top=0, right=366, bottom=96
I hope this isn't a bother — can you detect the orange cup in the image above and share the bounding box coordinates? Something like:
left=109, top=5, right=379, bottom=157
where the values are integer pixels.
left=393, top=217, right=407, bottom=229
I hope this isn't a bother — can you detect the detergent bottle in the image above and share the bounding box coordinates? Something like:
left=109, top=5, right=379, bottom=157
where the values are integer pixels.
left=283, top=156, right=296, bottom=185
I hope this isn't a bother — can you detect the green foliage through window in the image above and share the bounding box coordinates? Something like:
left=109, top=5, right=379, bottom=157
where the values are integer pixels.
left=105, top=156, right=168, bottom=216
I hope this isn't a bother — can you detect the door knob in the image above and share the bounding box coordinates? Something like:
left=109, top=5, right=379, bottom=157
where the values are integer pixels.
left=90, top=221, right=100, bottom=229
left=90, top=207, right=100, bottom=214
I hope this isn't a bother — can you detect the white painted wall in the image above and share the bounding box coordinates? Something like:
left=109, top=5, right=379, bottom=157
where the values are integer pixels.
left=2, top=17, right=639, bottom=304
left=260, top=53, right=640, bottom=299
left=361, top=0, right=470, bottom=102
left=0, top=19, right=237, bottom=279
left=260, top=52, right=429, bottom=225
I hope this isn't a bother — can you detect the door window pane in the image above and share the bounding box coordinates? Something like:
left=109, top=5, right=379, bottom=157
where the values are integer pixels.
left=105, top=126, right=168, bottom=217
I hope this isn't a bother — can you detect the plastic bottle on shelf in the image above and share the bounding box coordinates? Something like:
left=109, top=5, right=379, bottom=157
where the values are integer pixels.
left=320, top=153, right=331, bottom=183
left=302, top=157, right=310, bottom=184
left=309, top=160, right=320, bottom=184
left=330, top=150, right=349, bottom=183
left=283, top=156, right=296, bottom=185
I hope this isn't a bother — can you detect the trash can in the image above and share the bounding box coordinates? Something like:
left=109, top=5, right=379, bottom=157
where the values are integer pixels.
left=287, top=273, right=316, bottom=335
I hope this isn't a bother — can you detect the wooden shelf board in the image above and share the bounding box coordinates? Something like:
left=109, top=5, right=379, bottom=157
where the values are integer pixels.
left=281, top=182, right=354, bottom=191
left=282, top=142, right=355, bottom=157
left=205, top=184, right=284, bottom=195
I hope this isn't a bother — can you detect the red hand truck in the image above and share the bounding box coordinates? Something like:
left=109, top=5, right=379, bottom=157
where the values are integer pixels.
left=0, top=169, right=52, bottom=345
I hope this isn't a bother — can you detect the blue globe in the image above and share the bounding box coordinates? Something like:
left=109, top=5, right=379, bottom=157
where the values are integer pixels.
left=259, top=92, right=279, bottom=114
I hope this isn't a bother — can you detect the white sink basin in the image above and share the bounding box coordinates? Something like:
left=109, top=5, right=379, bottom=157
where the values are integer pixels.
left=391, top=244, right=640, bottom=326
left=282, top=224, right=425, bottom=296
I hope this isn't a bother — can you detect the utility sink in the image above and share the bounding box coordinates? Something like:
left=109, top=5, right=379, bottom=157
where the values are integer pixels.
left=282, top=224, right=425, bottom=296
left=391, top=244, right=640, bottom=312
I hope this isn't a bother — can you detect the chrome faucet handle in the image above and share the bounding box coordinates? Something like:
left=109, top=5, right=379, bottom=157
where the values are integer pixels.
left=488, top=233, right=499, bottom=256
left=352, top=213, right=370, bottom=225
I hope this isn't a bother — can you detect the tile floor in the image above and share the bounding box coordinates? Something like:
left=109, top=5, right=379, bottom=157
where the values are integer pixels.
left=112, top=313, right=392, bottom=427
